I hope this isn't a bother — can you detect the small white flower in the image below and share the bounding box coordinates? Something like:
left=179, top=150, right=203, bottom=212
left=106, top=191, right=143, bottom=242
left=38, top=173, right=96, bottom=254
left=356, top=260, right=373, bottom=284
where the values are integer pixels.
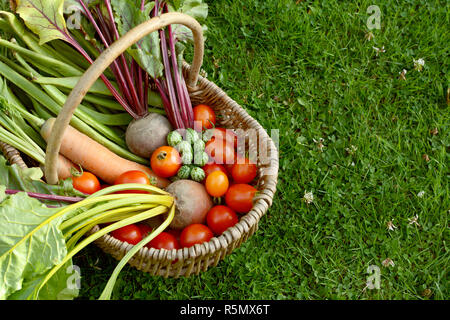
left=365, top=31, right=374, bottom=41
left=387, top=220, right=397, bottom=231
left=399, top=69, right=407, bottom=80
left=417, top=191, right=425, bottom=198
left=413, top=58, right=425, bottom=71
left=303, top=191, right=314, bottom=204
left=382, top=258, right=395, bottom=267
left=313, top=138, right=325, bottom=152
left=345, top=145, right=358, bottom=155
left=373, top=46, right=385, bottom=56
left=408, top=215, right=421, bottom=227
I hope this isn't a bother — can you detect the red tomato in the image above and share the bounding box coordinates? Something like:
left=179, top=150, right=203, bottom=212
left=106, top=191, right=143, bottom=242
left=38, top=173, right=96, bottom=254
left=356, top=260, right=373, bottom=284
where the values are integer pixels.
left=205, top=138, right=236, bottom=165
left=72, top=171, right=101, bottom=195
left=111, top=224, right=142, bottom=245
left=206, top=205, right=239, bottom=235
left=230, top=157, right=257, bottom=184
left=205, top=171, right=229, bottom=197
left=179, top=224, right=214, bottom=248
left=151, top=146, right=182, bottom=178
left=146, top=232, right=180, bottom=250
left=166, top=228, right=181, bottom=241
left=137, top=224, right=153, bottom=237
left=207, top=128, right=238, bottom=149
left=202, top=163, right=229, bottom=181
left=114, top=170, right=150, bottom=194
left=193, top=104, right=216, bottom=130
left=225, top=184, right=257, bottom=214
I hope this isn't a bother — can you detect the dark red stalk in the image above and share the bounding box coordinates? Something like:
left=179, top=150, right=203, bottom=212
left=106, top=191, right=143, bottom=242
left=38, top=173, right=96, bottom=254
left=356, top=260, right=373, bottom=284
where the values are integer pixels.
left=5, top=189, right=85, bottom=203
left=77, top=0, right=140, bottom=119
left=104, top=0, right=144, bottom=116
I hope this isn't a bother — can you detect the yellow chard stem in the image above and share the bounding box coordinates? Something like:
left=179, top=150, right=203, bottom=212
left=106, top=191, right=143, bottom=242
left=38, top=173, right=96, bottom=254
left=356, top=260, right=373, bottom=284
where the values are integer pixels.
left=98, top=204, right=176, bottom=300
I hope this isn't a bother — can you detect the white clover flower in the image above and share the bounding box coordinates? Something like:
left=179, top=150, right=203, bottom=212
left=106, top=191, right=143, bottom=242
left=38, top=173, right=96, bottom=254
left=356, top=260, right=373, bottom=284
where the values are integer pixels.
left=345, top=145, right=358, bottom=155
left=413, top=58, right=425, bottom=71
left=417, top=190, right=425, bottom=198
left=365, top=31, right=374, bottom=41
left=408, top=215, right=421, bottom=227
left=313, top=138, right=325, bottom=152
left=303, top=191, right=314, bottom=204
left=373, top=46, right=385, bottom=56
left=382, top=258, right=395, bottom=267
left=386, top=220, right=397, bottom=231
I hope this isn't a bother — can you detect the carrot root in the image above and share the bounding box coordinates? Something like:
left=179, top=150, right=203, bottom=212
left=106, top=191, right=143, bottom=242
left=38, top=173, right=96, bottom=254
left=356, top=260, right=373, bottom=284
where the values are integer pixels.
left=41, top=118, right=169, bottom=188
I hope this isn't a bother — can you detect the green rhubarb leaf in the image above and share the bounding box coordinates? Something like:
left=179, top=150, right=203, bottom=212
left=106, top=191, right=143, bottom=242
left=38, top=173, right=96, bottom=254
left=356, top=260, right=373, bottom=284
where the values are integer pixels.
left=13, top=0, right=68, bottom=45
left=0, top=191, right=68, bottom=300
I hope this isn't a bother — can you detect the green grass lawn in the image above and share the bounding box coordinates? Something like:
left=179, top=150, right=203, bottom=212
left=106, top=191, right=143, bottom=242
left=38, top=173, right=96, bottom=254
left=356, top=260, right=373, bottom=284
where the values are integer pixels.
left=74, top=0, right=449, bottom=300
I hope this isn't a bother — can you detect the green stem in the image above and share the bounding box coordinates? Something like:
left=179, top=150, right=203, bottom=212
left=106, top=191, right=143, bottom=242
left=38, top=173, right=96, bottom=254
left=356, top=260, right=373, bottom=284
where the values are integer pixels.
left=33, top=76, right=116, bottom=96
left=0, top=39, right=82, bottom=76
left=0, top=126, right=45, bottom=164
left=0, top=60, right=147, bottom=164
left=65, top=204, right=156, bottom=249
left=98, top=204, right=176, bottom=300
left=60, top=194, right=171, bottom=236
left=14, top=52, right=128, bottom=146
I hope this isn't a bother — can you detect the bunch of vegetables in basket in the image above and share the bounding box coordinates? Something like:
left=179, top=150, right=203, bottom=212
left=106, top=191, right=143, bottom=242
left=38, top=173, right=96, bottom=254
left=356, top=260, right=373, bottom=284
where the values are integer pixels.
left=110, top=104, right=259, bottom=250
left=0, top=0, right=266, bottom=300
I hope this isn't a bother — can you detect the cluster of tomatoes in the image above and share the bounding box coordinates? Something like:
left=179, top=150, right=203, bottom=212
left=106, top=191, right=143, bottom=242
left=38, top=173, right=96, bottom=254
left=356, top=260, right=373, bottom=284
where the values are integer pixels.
left=70, top=104, right=258, bottom=251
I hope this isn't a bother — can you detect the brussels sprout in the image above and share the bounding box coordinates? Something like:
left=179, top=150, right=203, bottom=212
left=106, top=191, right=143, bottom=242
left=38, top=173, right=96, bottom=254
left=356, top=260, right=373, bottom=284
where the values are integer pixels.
left=177, top=165, right=191, bottom=179
left=167, top=130, right=183, bottom=147
left=190, top=167, right=205, bottom=182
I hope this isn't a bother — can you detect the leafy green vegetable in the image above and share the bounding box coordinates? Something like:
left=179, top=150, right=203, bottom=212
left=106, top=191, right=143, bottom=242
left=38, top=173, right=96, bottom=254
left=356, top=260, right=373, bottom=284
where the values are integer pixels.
left=111, top=0, right=164, bottom=79
left=0, top=155, right=85, bottom=205
left=169, top=0, right=208, bottom=42
left=13, top=0, right=67, bottom=45
left=0, top=190, right=77, bottom=300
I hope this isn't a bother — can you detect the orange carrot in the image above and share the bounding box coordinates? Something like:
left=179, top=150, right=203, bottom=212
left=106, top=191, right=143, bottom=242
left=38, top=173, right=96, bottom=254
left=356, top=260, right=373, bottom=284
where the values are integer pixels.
left=55, top=154, right=77, bottom=180
left=40, top=118, right=170, bottom=188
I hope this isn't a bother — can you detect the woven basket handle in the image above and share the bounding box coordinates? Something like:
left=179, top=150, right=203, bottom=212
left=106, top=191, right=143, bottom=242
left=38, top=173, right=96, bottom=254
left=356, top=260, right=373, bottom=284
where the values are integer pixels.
left=44, top=12, right=204, bottom=184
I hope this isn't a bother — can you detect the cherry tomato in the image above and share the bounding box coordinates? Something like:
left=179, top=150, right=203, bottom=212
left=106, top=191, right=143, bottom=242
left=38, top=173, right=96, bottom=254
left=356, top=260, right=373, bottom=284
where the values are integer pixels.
left=146, top=232, right=180, bottom=250
left=111, top=224, right=142, bottom=245
left=72, top=171, right=101, bottom=195
left=205, top=138, right=236, bottom=165
left=179, top=224, right=214, bottom=248
left=207, top=128, right=238, bottom=149
left=193, top=104, right=216, bottom=130
left=202, top=163, right=229, bottom=181
left=206, top=205, right=239, bottom=235
left=137, top=224, right=153, bottom=237
left=230, top=157, right=257, bottom=184
left=166, top=228, right=181, bottom=241
left=205, top=170, right=229, bottom=197
left=151, top=146, right=182, bottom=178
left=225, top=184, right=257, bottom=213
left=114, top=170, right=150, bottom=194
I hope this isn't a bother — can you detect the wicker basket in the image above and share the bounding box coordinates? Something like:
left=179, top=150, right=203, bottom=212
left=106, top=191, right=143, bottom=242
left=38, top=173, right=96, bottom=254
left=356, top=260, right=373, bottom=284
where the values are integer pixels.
left=1, top=13, right=279, bottom=278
